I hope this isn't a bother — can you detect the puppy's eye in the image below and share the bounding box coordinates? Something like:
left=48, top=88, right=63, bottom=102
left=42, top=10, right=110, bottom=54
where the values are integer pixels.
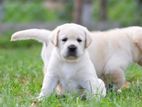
left=77, top=38, right=82, bottom=43
left=62, top=38, right=68, bottom=42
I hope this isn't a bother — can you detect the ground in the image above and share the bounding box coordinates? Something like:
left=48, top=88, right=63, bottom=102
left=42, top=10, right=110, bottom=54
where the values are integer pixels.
left=0, top=47, right=142, bottom=107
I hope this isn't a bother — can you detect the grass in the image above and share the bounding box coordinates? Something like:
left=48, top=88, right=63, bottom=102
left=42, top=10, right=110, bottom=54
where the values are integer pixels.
left=0, top=47, right=142, bottom=107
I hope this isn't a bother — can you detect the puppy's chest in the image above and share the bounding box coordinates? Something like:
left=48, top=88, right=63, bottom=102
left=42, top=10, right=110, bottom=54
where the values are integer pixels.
left=57, top=64, right=81, bottom=90
left=59, top=64, right=79, bottom=80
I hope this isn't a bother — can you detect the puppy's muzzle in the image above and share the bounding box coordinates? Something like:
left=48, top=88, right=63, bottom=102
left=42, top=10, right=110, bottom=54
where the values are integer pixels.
left=67, top=44, right=77, bottom=57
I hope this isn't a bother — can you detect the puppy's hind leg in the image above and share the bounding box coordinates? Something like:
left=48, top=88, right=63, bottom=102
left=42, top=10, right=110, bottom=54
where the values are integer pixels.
left=80, top=79, right=106, bottom=99
left=105, top=68, right=125, bottom=91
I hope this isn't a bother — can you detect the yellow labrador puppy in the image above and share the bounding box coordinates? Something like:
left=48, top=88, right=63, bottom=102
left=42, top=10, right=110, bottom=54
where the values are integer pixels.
left=12, top=24, right=106, bottom=99
left=11, top=25, right=142, bottom=91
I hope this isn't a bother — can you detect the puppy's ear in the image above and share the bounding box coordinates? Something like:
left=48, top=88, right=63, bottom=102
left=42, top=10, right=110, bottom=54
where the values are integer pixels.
left=133, top=33, right=142, bottom=51
left=84, top=28, right=92, bottom=48
left=51, top=27, right=60, bottom=47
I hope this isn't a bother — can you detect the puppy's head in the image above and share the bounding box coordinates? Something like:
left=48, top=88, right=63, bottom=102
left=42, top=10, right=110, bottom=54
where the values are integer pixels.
left=132, top=27, right=142, bottom=64
left=51, top=23, right=92, bottom=62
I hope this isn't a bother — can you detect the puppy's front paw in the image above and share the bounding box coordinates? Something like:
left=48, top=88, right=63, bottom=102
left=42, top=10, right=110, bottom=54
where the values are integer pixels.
left=31, top=97, right=42, bottom=107
left=31, top=100, right=40, bottom=107
left=117, top=89, right=122, bottom=94
left=36, top=95, right=44, bottom=102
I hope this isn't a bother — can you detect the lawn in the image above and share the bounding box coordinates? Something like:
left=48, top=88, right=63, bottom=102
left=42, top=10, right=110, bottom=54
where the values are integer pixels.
left=0, top=47, right=142, bottom=107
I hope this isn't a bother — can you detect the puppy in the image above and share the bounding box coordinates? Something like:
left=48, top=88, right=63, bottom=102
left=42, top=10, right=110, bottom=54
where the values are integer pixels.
left=11, top=25, right=142, bottom=91
left=12, top=24, right=106, bottom=99
left=89, top=27, right=142, bottom=90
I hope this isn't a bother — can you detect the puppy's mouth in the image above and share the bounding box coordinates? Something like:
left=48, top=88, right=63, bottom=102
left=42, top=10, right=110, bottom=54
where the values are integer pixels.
left=65, top=52, right=78, bottom=60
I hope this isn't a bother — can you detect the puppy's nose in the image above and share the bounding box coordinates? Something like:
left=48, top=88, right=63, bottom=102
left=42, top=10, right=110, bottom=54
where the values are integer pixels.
left=68, top=45, right=77, bottom=52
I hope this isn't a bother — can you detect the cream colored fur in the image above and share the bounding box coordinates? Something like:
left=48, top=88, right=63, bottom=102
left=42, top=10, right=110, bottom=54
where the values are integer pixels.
left=12, top=23, right=106, bottom=99
left=11, top=25, right=142, bottom=91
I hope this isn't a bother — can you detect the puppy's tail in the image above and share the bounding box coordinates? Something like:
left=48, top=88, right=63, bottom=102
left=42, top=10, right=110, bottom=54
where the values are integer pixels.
left=11, top=29, right=51, bottom=43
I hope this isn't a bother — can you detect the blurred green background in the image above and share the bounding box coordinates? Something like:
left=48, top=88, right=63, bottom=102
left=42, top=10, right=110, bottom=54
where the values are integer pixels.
left=1, top=1, right=142, bottom=106
left=1, top=0, right=141, bottom=25
left=0, top=0, right=142, bottom=48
